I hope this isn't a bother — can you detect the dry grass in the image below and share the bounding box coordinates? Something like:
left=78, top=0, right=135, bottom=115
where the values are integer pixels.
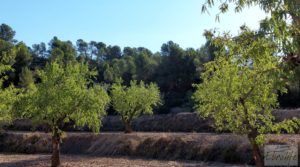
left=1, top=132, right=299, bottom=165
left=1, top=109, right=299, bottom=165
left=0, top=154, right=252, bottom=167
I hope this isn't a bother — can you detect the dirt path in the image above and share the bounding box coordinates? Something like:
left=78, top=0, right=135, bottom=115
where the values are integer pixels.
left=0, top=154, right=251, bottom=167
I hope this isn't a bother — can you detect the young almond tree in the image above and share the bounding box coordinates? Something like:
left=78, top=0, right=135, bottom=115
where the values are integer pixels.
left=193, top=30, right=291, bottom=167
left=15, top=62, right=110, bottom=167
left=111, top=80, right=161, bottom=133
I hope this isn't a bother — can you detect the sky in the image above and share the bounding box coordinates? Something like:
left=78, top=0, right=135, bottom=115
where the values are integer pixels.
left=0, top=0, right=267, bottom=52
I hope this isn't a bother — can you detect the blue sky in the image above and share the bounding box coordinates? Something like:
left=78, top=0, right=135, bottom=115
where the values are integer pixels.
left=0, top=0, right=267, bottom=52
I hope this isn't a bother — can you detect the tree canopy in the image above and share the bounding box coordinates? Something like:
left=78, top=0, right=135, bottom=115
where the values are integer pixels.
left=111, top=80, right=161, bottom=133
left=17, top=62, right=110, bottom=132
left=202, top=0, right=300, bottom=65
left=15, top=62, right=110, bottom=167
left=0, top=38, right=17, bottom=124
left=201, top=0, right=300, bottom=110
left=192, top=29, right=293, bottom=167
left=0, top=23, right=16, bottom=42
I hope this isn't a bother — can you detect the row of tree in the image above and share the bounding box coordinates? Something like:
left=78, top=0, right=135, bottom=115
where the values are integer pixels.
left=0, top=23, right=298, bottom=113
left=2, top=59, right=161, bottom=166
left=0, top=25, right=163, bottom=167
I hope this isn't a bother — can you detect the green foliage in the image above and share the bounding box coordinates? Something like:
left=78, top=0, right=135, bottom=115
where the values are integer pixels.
left=1, top=20, right=299, bottom=115
left=193, top=30, right=289, bottom=145
left=32, top=42, right=47, bottom=57
left=155, top=41, right=207, bottom=108
left=0, top=83, right=16, bottom=123
left=16, top=62, right=110, bottom=133
left=76, top=39, right=88, bottom=59
left=202, top=0, right=300, bottom=66
left=19, top=67, right=34, bottom=89
left=15, top=43, right=32, bottom=67
left=0, top=45, right=17, bottom=123
left=31, top=36, right=212, bottom=112
left=11, top=43, right=33, bottom=85
left=0, top=39, right=16, bottom=65
left=201, top=0, right=300, bottom=118
left=49, top=37, right=77, bottom=66
left=272, top=117, right=300, bottom=134
left=0, top=74, right=16, bottom=124
left=111, top=80, right=161, bottom=124
left=0, top=23, right=15, bottom=42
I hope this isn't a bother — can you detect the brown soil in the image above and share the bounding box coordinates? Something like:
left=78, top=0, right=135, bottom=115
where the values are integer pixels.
left=0, top=154, right=252, bottom=167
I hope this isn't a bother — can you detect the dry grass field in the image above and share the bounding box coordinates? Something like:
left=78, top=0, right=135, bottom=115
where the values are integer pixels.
left=0, top=154, right=252, bottom=167
left=1, top=109, right=300, bottom=166
left=1, top=132, right=299, bottom=166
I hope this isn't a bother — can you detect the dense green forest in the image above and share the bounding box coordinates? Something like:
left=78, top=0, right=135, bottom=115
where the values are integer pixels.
left=1, top=23, right=299, bottom=114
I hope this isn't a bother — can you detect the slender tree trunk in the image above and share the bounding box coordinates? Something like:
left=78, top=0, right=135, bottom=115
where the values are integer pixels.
left=124, top=120, right=133, bottom=133
left=51, top=129, right=61, bottom=167
left=249, top=137, right=264, bottom=167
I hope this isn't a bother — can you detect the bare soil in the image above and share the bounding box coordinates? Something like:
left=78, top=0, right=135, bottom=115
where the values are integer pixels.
left=0, top=154, right=252, bottom=167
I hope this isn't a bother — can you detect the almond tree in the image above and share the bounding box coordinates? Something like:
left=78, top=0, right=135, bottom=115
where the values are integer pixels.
left=111, top=80, right=161, bottom=133
left=193, top=30, right=291, bottom=167
left=15, top=62, right=110, bottom=167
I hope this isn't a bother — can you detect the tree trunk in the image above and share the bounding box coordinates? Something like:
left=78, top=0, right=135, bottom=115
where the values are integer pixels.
left=51, top=130, right=61, bottom=167
left=249, top=137, right=264, bottom=167
left=124, top=120, right=133, bottom=133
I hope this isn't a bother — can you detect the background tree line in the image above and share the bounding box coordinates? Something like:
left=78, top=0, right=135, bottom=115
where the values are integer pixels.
left=1, top=23, right=299, bottom=114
